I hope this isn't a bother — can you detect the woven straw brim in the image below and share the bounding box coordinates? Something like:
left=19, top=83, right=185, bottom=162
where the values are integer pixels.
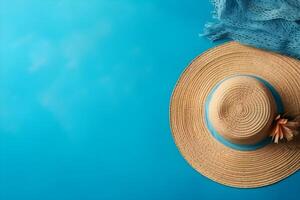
left=170, top=42, right=300, bottom=188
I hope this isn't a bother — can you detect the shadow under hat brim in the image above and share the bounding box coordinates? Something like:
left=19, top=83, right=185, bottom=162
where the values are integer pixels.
left=169, top=42, right=300, bottom=188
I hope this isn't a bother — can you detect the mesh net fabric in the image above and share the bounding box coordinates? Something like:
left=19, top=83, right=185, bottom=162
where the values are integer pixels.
left=203, top=0, right=300, bottom=59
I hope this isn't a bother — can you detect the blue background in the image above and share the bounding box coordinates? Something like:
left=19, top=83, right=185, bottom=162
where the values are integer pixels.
left=0, top=0, right=299, bottom=199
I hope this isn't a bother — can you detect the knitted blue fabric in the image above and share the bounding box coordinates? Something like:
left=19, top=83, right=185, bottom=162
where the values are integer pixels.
left=203, top=0, right=300, bottom=59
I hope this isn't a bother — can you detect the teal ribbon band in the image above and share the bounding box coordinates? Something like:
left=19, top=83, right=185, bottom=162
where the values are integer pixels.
left=204, top=75, right=284, bottom=151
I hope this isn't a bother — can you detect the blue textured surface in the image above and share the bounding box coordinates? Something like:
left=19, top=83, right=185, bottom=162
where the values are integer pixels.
left=203, top=0, right=300, bottom=59
left=0, top=1, right=299, bottom=200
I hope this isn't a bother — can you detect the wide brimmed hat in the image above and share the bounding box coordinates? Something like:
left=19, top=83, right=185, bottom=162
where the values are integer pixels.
left=170, top=42, right=300, bottom=188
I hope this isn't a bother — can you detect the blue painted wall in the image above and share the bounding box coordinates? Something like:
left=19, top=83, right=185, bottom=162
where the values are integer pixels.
left=0, top=0, right=299, bottom=199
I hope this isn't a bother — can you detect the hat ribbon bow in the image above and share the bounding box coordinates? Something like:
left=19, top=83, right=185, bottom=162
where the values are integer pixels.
left=270, top=114, right=300, bottom=143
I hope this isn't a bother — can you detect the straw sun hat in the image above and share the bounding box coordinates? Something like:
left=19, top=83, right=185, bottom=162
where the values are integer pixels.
left=170, top=42, right=300, bottom=188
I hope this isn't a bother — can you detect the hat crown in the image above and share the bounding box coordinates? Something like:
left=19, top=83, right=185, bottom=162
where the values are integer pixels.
left=208, top=76, right=276, bottom=145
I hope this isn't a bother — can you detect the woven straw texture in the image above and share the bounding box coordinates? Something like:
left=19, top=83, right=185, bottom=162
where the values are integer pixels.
left=208, top=76, right=276, bottom=145
left=170, top=42, right=300, bottom=188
